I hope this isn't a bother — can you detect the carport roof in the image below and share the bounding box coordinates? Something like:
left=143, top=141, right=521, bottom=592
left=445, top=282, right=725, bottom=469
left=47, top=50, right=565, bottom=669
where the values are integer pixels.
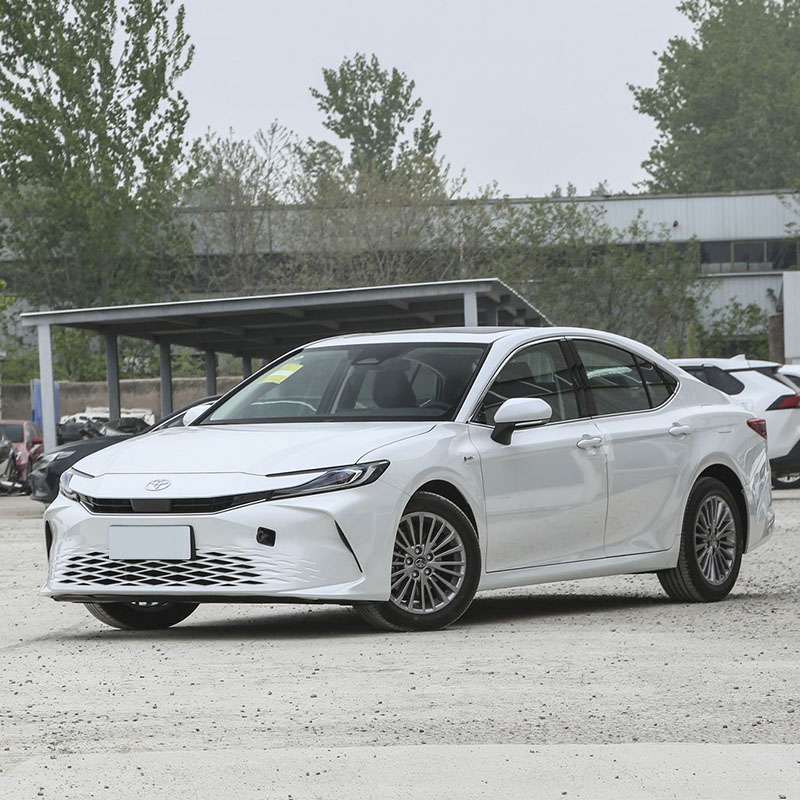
left=20, top=278, right=547, bottom=357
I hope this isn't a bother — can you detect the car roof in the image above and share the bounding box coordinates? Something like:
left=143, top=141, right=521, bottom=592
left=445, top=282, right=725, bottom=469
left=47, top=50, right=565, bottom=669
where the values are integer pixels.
left=305, top=326, right=666, bottom=354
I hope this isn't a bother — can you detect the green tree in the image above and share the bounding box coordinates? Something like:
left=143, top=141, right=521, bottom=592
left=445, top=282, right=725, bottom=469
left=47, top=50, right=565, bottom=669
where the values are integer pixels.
left=630, top=0, right=800, bottom=192
left=696, top=300, right=769, bottom=357
left=306, top=52, right=441, bottom=182
left=0, top=0, right=194, bottom=309
left=285, top=53, right=473, bottom=290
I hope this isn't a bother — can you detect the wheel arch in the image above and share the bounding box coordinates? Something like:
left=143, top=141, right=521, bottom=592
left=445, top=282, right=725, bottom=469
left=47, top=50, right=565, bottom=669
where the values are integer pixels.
left=695, top=463, right=749, bottom=551
left=412, top=479, right=478, bottom=535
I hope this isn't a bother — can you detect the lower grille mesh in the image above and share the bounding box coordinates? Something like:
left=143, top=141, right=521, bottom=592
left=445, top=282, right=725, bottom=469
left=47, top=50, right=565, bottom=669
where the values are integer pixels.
left=52, top=548, right=318, bottom=588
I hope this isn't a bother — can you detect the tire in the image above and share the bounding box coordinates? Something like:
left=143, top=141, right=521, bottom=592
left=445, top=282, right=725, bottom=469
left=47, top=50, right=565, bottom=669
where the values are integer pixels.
left=657, top=477, right=744, bottom=602
left=355, top=491, right=481, bottom=632
left=84, top=600, right=198, bottom=630
left=772, top=473, right=800, bottom=490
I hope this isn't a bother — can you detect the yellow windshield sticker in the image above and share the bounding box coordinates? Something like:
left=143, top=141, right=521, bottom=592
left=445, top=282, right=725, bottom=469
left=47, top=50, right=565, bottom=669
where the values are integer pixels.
left=260, top=363, right=303, bottom=384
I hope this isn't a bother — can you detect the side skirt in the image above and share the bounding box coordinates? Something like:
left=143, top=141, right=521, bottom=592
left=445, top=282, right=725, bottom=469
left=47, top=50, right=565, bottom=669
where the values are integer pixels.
left=477, top=548, right=678, bottom=592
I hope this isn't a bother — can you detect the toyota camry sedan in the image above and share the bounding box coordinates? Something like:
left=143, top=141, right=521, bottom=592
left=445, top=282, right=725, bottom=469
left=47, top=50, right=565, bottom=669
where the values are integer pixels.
left=43, top=327, right=774, bottom=632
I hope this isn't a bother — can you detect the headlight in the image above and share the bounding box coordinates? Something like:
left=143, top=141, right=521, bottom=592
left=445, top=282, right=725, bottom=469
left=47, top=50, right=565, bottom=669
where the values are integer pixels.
left=59, top=467, right=90, bottom=501
left=266, top=460, right=389, bottom=500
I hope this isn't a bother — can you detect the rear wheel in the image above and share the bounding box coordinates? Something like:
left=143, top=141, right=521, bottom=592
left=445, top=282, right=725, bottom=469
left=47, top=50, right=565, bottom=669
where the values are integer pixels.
left=658, top=477, right=743, bottom=602
left=355, top=492, right=480, bottom=632
left=84, top=600, right=198, bottom=630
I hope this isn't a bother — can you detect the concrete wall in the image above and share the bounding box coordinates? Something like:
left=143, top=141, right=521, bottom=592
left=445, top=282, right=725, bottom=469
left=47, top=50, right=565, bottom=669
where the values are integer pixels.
left=1, top=376, right=243, bottom=422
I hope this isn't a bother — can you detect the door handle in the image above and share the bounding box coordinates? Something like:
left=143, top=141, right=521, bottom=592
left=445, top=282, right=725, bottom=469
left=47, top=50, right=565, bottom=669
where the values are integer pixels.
left=668, top=422, right=692, bottom=437
left=576, top=435, right=603, bottom=450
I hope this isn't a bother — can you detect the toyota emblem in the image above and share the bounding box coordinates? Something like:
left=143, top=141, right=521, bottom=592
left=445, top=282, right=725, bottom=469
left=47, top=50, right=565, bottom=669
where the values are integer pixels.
left=145, top=479, right=171, bottom=492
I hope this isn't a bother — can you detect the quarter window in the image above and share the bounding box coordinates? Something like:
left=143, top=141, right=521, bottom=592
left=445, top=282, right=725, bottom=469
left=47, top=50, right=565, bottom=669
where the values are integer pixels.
left=637, top=360, right=679, bottom=407
left=574, top=340, right=651, bottom=415
left=476, top=341, right=580, bottom=425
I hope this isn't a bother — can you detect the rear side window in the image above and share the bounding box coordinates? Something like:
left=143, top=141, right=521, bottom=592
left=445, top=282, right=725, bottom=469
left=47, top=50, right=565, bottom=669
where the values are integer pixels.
left=685, top=366, right=744, bottom=395
left=574, top=341, right=651, bottom=415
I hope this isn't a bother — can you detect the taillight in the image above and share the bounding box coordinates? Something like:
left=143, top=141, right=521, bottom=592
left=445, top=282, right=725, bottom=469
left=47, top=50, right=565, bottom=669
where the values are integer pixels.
left=747, top=418, right=768, bottom=439
left=767, top=394, right=800, bottom=410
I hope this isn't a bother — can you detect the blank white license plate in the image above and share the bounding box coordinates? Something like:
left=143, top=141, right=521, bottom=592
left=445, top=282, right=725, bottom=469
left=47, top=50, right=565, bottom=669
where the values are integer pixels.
left=108, top=525, right=192, bottom=561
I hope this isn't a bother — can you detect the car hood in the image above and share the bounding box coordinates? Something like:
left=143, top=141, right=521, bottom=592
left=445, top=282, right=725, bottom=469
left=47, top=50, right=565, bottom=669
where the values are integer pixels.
left=74, top=422, right=435, bottom=477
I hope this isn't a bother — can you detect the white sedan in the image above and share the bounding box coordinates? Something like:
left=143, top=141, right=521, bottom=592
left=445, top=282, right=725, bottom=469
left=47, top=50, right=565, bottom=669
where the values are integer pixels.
left=44, top=327, right=774, bottom=632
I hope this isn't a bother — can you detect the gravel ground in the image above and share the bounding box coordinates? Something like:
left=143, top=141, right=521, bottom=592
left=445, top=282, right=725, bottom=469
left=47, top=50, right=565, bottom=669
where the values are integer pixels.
left=1, top=493, right=798, bottom=798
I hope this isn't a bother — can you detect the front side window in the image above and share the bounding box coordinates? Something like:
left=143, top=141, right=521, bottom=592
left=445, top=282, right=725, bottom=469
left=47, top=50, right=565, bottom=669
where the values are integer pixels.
left=476, top=340, right=581, bottom=425
left=574, top=340, right=651, bottom=415
left=206, top=343, right=487, bottom=423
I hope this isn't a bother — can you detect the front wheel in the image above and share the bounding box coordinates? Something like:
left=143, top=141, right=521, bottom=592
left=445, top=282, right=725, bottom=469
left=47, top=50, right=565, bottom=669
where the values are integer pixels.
left=84, top=600, right=198, bottom=630
left=657, top=477, right=744, bottom=602
left=355, top=492, right=481, bottom=632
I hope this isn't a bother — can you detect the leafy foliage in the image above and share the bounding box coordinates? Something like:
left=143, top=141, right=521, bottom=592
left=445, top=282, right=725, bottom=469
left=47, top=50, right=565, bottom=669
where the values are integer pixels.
left=0, top=0, right=195, bottom=309
left=695, top=300, right=769, bottom=358
left=630, top=0, right=800, bottom=192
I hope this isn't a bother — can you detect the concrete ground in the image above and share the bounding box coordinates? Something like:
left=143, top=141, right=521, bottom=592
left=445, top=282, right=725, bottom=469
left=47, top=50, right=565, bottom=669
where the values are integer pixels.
left=1, top=493, right=798, bottom=799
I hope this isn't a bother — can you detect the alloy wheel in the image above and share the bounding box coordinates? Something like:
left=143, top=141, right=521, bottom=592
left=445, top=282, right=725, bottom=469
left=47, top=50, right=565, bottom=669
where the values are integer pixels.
left=390, top=511, right=467, bottom=614
left=694, top=494, right=737, bottom=585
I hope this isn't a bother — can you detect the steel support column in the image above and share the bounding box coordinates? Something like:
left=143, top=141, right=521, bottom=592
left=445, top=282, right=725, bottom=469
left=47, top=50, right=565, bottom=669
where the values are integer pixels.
left=462, top=290, right=478, bottom=326
left=159, top=342, right=173, bottom=417
left=37, top=324, right=57, bottom=452
left=105, top=334, right=121, bottom=421
left=204, top=350, right=217, bottom=396
left=242, top=355, right=253, bottom=379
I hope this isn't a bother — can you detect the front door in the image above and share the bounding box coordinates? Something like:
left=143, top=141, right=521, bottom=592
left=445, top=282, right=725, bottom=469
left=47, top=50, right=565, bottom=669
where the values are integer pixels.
left=469, top=339, right=608, bottom=572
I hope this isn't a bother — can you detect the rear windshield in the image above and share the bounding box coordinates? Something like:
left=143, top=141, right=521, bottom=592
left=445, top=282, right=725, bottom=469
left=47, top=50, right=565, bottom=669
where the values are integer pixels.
left=205, top=343, right=488, bottom=423
left=683, top=366, right=745, bottom=395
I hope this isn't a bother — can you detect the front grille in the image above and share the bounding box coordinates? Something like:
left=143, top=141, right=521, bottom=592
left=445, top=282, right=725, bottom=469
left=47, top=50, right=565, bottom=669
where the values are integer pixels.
left=80, top=491, right=270, bottom=515
left=52, top=548, right=320, bottom=588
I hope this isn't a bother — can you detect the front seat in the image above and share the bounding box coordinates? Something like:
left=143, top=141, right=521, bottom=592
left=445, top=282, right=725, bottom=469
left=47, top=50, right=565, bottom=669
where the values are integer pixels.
left=373, top=368, right=417, bottom=409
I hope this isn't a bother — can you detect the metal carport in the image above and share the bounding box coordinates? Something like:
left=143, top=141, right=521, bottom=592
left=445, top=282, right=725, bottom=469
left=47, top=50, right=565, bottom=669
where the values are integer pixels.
left=20, top=278, right=547, bottom=451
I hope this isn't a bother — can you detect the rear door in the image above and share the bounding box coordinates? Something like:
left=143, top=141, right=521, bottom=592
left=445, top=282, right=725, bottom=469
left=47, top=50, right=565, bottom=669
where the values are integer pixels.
left=570, top=339, right=689, bottom=557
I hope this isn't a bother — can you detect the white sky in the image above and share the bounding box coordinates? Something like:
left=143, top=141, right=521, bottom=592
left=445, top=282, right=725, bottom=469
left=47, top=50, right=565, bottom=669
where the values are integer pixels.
left=181, top=0, right=691, bottom=197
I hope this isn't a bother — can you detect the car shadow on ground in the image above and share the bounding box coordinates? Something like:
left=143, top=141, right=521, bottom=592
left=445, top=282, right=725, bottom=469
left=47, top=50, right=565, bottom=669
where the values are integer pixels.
left=53, top=590, right=691, bottom=641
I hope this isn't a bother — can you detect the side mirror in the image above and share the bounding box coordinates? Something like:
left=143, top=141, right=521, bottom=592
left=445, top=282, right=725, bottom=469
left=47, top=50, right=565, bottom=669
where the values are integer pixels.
left=491, top=397, right=552, bottom=445
left=182, top=402, right=214, bottom=427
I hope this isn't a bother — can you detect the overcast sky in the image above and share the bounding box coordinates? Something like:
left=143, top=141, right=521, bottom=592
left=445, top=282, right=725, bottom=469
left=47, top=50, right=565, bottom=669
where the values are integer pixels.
left=181, top=1, right=691, bottom=198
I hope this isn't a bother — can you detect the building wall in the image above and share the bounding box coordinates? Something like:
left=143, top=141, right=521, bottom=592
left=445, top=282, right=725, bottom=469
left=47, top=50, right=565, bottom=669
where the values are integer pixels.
left=1, top=376, right=242, bottom=422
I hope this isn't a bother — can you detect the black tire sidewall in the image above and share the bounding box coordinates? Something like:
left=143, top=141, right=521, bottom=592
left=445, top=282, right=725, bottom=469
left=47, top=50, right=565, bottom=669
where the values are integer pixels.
left=85, top=601, right=198, bottom=630
left=683, top=477, right=744, bottom=600
left=371, top=492, right=481, bottom=631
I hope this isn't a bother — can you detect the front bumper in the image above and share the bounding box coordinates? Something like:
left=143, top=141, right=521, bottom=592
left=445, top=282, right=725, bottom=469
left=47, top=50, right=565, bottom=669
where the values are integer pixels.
left=43, top=480, right=407, bottom=603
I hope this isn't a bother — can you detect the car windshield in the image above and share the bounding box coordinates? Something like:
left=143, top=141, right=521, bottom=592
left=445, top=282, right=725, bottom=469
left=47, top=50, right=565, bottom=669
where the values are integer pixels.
left=205, top=343, right=488, bottom=423
left=0, top=423, right=24, bottom=442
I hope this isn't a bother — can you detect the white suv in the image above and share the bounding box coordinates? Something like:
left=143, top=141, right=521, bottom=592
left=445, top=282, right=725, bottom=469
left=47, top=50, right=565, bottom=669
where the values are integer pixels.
left=674, top=356, right=800, bottom=488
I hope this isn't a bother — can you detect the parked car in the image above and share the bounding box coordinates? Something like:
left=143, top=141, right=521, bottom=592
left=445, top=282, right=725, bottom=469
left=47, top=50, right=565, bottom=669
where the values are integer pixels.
left=673, top=356, right=800, bottom=489
left=100, top=417, right=151, bottom=437
left=0, top=419, right=43, bottom=490
left=57, top=418, right=104, bottom=445
left=30, top=397, right=218, bottom=504
left=43, top=328, right=773, bottom=633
